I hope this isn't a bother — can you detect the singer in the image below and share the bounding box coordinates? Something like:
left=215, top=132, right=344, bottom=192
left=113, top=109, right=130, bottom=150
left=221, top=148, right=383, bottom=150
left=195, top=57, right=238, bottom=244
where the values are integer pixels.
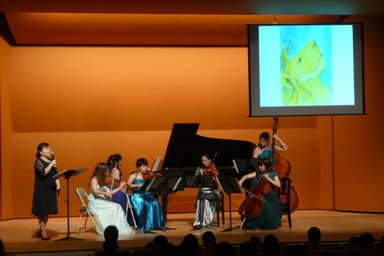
left=31, top=142, right=61, bottom=240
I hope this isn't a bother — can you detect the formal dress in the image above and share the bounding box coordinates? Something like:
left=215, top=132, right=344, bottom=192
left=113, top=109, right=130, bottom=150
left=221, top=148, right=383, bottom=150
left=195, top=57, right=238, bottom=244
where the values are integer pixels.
left=193, top=165, right=220, bottom=227
left=88, top=184, right=134, bottom=235
left=32, top=159, right=58, bottom=216
left=243, top=172, right=283, bottom=230
left=130, top=172, right=163, bottom=232
left=259, top=147, right=271, bottom=159
left=107, top=169, right=135, bottom=226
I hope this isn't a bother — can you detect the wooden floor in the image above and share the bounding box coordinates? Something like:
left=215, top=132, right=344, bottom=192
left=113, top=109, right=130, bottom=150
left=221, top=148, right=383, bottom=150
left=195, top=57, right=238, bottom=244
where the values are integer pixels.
left=1, top=210, right=384, bottom=254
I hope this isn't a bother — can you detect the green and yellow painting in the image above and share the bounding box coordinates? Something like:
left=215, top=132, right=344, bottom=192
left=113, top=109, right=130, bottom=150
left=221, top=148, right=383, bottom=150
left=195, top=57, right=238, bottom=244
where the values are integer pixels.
left=280, top=26, right=333, bottom=106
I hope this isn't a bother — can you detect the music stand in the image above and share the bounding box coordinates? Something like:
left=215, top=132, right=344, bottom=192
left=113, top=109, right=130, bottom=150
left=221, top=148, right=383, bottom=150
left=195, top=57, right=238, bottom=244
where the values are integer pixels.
left=219, top=171, right=242, bottom=232
left=141, top=172, right=183, bottom=230
left=53, top=168, right=87, bottom=241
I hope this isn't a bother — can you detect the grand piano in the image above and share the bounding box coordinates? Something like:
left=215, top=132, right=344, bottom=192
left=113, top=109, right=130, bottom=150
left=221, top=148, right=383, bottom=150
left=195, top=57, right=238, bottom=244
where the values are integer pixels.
left=156, top=123, right=256, bottom=226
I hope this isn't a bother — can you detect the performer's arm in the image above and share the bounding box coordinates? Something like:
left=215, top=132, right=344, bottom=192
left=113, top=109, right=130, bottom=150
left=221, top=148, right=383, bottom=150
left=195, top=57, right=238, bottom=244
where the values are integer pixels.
left=127, top=173, right=143, bottom=189
left=90, top=177, right=112, bottom=198
left=111, top=182, right=126, bottom=194
left=253, top=147, right=263, bottom=158
left=263, top=173, right=281, bottom=188
left=35, top=160, right=56, bottom=176
left=111, top=168, right=120, bottom=181
left=55, top=178, right=61, bottom=195
left=273, top=134, right=288, bottom=151
left=238, top=172, right=257, bottom=187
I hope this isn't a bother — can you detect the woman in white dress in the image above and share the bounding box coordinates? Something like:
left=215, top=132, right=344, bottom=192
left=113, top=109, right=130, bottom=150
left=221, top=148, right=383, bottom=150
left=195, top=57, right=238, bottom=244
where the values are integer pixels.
left=88, top=163, right=134, bottom=235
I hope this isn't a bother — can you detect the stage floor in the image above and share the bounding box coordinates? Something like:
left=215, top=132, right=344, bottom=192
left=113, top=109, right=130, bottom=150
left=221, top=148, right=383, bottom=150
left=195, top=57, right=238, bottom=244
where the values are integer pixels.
left=1, top=210, right=384, bottom=254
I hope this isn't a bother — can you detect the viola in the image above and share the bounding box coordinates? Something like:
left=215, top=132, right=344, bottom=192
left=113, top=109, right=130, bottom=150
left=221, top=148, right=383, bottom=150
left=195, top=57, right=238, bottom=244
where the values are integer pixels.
left=104, top=175, right=121, bottom=188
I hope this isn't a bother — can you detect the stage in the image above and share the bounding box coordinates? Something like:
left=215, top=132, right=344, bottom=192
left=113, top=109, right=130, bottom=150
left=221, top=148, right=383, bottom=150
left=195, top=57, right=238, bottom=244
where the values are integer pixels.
left=1, top=210, right=383, bottom=254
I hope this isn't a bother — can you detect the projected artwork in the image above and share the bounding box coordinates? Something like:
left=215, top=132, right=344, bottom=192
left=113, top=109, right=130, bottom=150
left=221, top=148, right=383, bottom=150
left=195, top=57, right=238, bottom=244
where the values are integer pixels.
left=255, top=24, right=358, bottom=112
left=280, top=26, right=332, bottom=106
left=249, top=24, right=364, bottom=116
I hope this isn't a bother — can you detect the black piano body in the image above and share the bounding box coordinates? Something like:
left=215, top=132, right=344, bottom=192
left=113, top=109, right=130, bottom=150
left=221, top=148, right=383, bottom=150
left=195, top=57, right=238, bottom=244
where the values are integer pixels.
left=153, top=123, right=256, bottom=226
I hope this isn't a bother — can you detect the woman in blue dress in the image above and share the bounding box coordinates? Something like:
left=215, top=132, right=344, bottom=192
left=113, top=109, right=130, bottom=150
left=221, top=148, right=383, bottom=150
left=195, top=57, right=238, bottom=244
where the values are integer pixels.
left=106, top=154, right=128, bottom=212
left=253, top=132, right=288, bottom=159
left=238, top=161, right=283, bottom=229
left=127, top=158, right=163, bottom=232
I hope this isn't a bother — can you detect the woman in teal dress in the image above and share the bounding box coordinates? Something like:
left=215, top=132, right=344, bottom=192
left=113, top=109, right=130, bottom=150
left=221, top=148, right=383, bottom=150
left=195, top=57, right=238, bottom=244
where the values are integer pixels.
left=127, top=158, right=163, bottom=232
left=253, top=132, right=287, bottom=159
left=238, top=161, right=283, bottom=229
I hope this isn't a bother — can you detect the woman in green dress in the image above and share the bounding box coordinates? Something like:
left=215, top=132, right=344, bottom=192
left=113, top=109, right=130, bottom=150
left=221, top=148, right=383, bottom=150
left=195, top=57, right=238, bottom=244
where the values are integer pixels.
left=238, top=161, right=282, bottom=230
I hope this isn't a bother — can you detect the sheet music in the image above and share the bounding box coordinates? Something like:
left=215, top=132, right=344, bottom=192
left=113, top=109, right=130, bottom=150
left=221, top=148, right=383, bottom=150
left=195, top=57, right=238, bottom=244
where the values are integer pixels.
left=152, top=156, right=162, bottom=173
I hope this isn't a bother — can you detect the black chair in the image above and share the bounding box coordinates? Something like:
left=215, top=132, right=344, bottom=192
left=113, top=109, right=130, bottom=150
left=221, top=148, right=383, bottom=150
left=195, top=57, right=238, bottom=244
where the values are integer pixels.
left=277, top=177, right=292, bottom=228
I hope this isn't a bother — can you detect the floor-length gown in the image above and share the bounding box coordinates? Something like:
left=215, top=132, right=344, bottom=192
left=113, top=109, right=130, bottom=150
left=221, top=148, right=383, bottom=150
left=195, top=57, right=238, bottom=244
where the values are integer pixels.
left=130, top=172, right=163, bottom=232
left=88, top=184, right=134, bottom=235
left=243, top=171, right=283, bottom=230
left=108, top=170, right=135, bottom=226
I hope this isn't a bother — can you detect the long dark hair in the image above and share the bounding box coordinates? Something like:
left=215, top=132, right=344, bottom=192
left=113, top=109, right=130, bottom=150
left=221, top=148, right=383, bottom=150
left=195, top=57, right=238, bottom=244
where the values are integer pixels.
left=106, top=154, right=122, bottom=170
left=36, top=142, right=49, bottom=159
left=91, top=162, right=108, bottom=186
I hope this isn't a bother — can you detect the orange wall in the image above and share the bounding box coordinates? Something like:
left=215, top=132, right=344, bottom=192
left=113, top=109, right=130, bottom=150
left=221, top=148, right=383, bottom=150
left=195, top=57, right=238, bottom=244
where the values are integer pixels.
left=1, top=16, right=383, bottom=219
left=333, top=17, right=384, bottom=212
left=0, top=37, right=13, bottom=219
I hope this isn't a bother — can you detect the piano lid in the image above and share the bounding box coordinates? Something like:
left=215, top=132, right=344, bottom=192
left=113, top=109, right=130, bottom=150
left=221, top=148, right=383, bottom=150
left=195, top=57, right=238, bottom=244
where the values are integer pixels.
left=162, top=123, right=256, bottom=168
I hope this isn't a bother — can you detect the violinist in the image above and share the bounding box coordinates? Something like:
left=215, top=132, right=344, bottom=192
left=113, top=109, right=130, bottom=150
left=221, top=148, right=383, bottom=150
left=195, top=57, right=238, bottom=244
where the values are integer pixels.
left=87, top=162, right=134, bottom=235
left=193, top=153, right=220, bottom=230
left=253, top=132, right=288, bottom=159
left=127, top=158, right=164, bottom=232
left=238, top=161, right=282, bottom=229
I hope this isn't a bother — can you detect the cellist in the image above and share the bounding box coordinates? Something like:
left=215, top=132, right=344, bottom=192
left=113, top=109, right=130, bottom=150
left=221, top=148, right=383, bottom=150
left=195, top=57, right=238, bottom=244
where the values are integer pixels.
left=253, top=132, right=288, bottom=159
left=238, top=160, right=283, bottom=229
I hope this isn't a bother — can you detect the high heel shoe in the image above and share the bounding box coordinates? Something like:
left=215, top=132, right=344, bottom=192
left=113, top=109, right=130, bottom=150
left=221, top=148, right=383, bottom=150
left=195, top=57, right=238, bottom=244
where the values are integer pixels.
left=37, top=231, right=50, bottom=240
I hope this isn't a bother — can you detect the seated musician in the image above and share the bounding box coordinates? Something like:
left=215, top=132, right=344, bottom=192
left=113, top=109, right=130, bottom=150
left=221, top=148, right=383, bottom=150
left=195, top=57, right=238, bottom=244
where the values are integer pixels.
left=87, top=163, right=134, bottom=235
left=127, top=158, right=164, bottom=232
left=105, top=155, right=129, bottom=211
left=193, top=153, right=220, bottom=230
left=238, top=160, right=282, bottom=229
left=253, top=132, right=287, bottom=159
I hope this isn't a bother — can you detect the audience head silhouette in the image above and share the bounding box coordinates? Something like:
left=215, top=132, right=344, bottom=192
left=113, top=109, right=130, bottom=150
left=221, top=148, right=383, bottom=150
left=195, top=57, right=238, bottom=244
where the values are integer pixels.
left=179, top=234, right=199, bottom=256
left=103, top=225, right=119, bottom=256
left=307, top=226, right=321, bottom=245
left=263, top=235, right=281, bottom=256
left=214, top=242, right=235, bottom=256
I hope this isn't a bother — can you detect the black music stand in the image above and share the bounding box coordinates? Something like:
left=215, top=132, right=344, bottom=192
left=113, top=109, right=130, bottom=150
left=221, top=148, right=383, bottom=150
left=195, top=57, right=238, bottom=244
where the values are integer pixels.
left=53, top=168, right=87, bottom=241
left=141, top=173, right=183, bottom=230
left=219, top=173, right=242, bottom=232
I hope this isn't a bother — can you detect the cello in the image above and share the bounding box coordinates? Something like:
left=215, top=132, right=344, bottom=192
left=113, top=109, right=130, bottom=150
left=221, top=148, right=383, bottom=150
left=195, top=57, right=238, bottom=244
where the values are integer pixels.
left=238, top=117, right=279, bottom=221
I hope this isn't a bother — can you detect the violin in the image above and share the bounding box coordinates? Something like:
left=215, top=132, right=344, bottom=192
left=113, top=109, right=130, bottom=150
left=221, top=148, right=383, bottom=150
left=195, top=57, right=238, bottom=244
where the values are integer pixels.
left=203, top=163, right=219, bottom=177
left=142, top=168, right=162, bottom=180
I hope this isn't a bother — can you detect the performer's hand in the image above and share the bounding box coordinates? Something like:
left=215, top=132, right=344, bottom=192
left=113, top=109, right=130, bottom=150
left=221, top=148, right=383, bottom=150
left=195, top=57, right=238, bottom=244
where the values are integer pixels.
left=119, top=181, right=126, bottom=189
left=51, top=159, right=57, bottom=166
left=105, top=190, right=113, bottom=199
left=273, top=134, right=280, bottom=140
